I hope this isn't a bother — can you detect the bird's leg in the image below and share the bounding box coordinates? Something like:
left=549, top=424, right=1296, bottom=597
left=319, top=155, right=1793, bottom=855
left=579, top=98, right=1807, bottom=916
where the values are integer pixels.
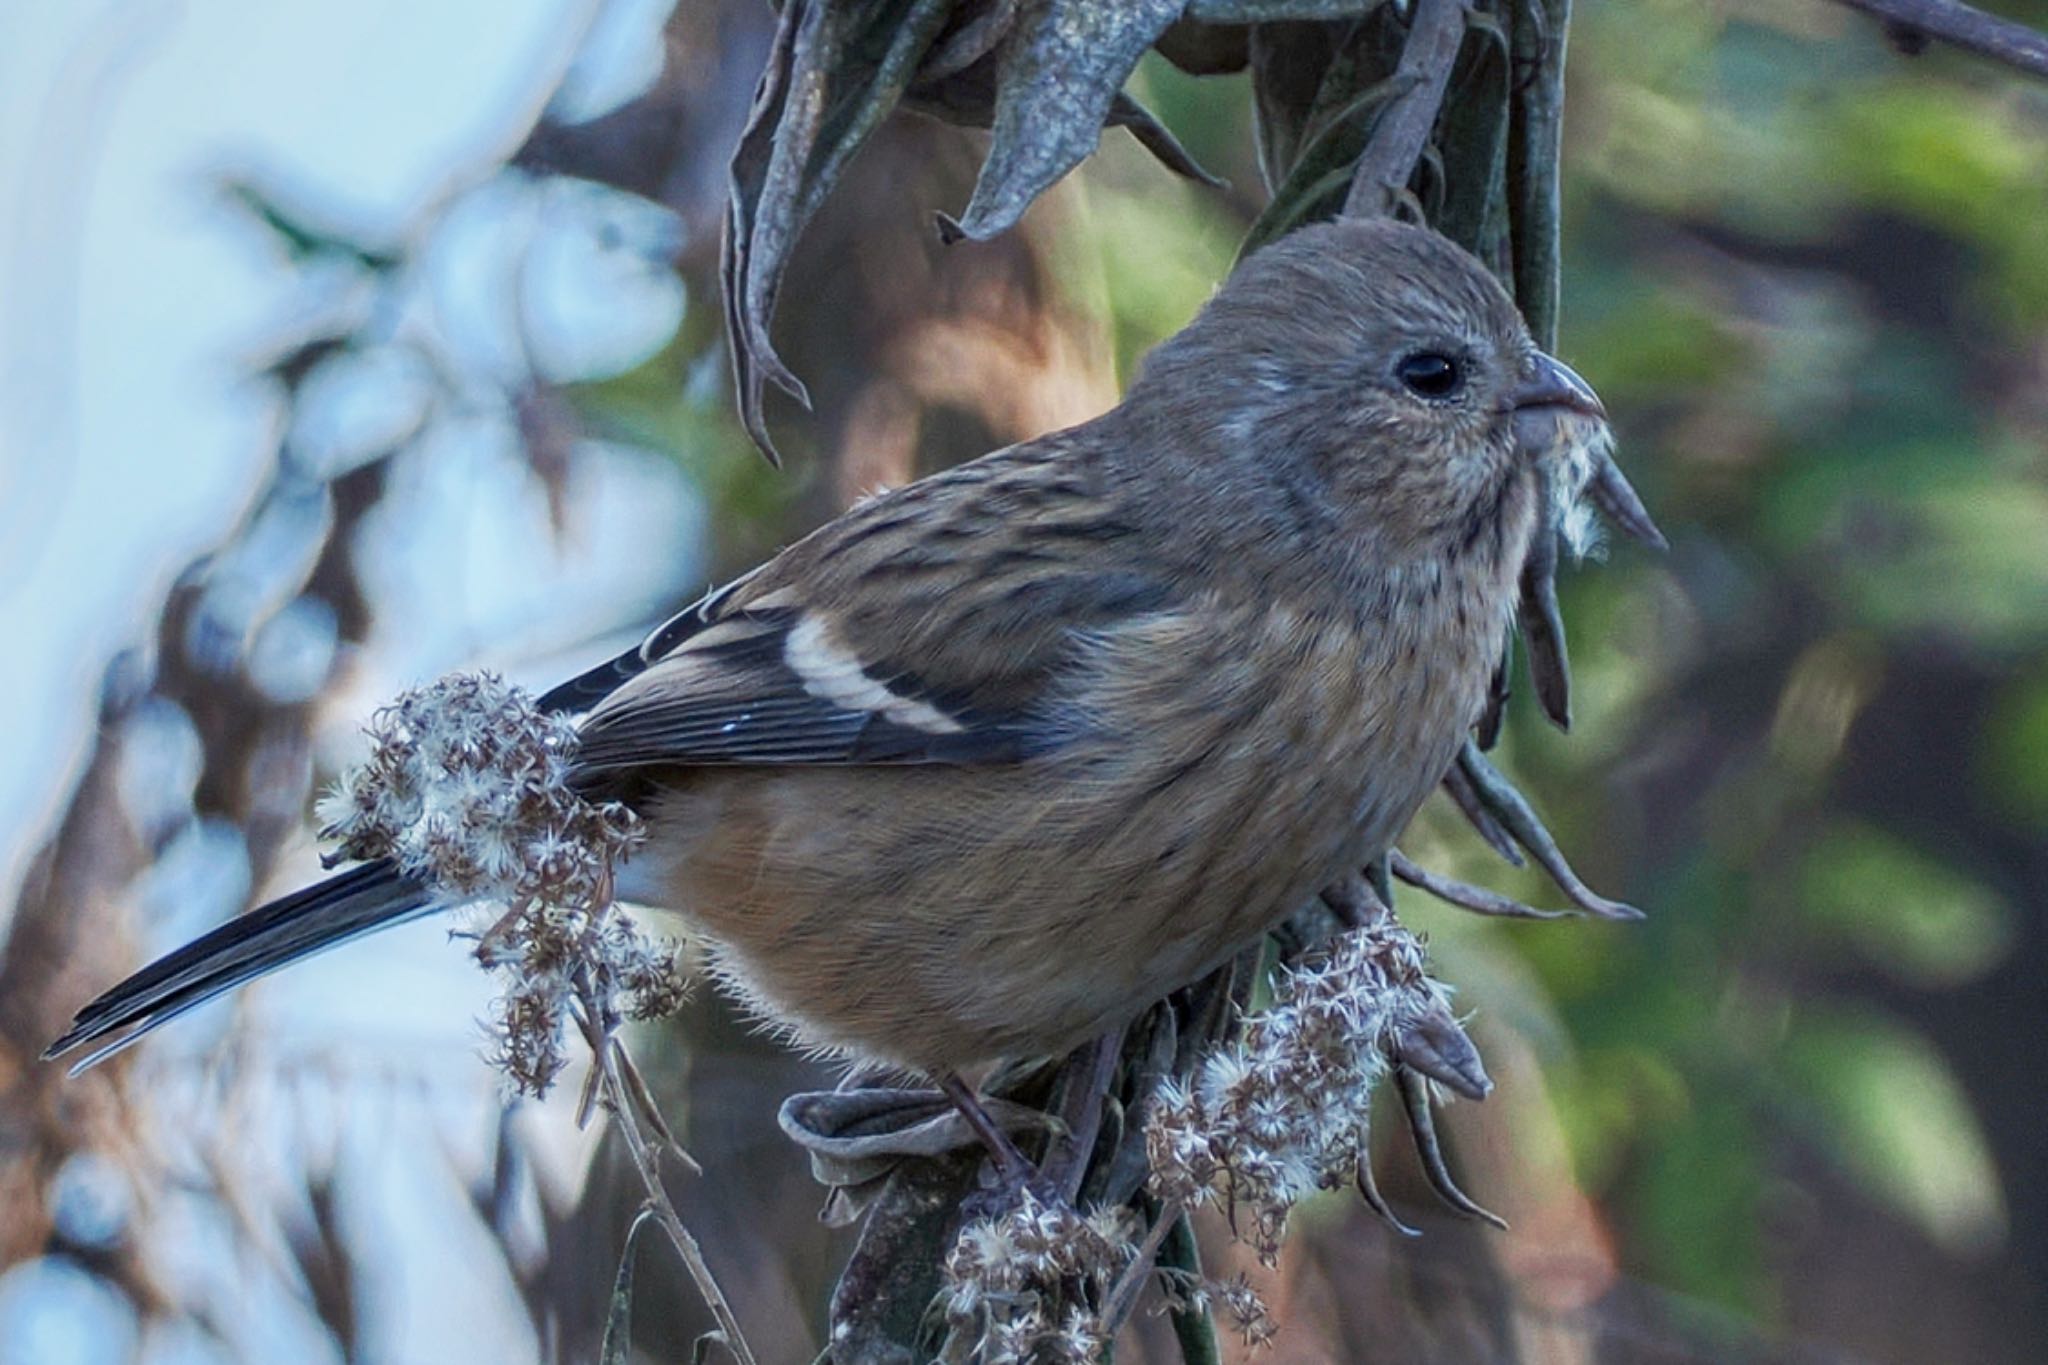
left=1319, top=866, right=1389, bottom=930
left=936, top=1070, right=1063, bottom=1216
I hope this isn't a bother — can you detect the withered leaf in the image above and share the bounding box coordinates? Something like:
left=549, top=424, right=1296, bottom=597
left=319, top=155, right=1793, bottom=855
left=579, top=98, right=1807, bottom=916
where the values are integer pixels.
left=726, top=0, right=1242, bottom=460
left=939, top=0, right=1191, bottom=243
left=1518, top=513, right=1571, bottom=730
left=1454, top=741, right=1644, bottom=920
left=1242, top=5, right=1403, bottom=249
left=1430, top=5, right=1510, bottom=258
left=723, top=0, right=956, bottom=463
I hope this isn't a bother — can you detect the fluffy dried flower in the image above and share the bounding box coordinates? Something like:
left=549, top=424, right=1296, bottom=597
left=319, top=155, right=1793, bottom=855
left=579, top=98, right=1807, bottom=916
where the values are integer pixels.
left=1145, top=923, right=1449, bottom=1263
left=939, top=1190, right=1130, bottom=1364
left=1215, top=1272, right=1277, bottom=1348
left=491, top=977, right=569, bottom=1096
left=317, top=671, right=688, bottom=1096
left=317, top=672, right=639, bottom=902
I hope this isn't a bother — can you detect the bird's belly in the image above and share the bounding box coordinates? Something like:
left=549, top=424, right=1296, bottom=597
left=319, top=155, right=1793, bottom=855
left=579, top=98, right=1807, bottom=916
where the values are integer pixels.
left=625, top=710, right=1461, bottom=1073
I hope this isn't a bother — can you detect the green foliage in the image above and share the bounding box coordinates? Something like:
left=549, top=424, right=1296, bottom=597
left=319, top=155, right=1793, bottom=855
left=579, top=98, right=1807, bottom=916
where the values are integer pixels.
left=1074, top=174, right=1244, bottom=382
left=1797, top=820, right=2013, bottom=987
left=1979, top=667, right=2048, bottom=826
left=1512, top=0, right=2044, bottom=1318
left=1780, top=1006, right=2006, bottom=1255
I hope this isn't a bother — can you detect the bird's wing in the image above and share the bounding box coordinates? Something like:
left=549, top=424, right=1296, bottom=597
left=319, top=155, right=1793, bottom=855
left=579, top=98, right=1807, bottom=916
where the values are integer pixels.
left=570, top=445, right=1180, bottom=774
left=569, top=596, right=1049, bottom=769
left=535, top=567, right=765, bottom=716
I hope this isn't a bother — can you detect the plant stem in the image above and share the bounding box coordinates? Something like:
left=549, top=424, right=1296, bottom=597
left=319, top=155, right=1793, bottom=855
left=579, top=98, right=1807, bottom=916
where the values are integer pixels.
left=1160, top=1209, right=1221, bottom=1365
left=1101, top=1195, right=1187, bottom=1336
left=574, top=971, right=759, bottom=1365
left=1343, top=0, right=1472, bottom=217
left=1508, top=0, right=1570, bottom=349
left=1830, top=0, right=2048, bottom=79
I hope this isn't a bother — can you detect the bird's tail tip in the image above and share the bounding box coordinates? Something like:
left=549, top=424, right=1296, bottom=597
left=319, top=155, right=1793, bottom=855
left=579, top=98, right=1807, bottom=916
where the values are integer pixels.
left=42, top=859, right=433, bottom=1073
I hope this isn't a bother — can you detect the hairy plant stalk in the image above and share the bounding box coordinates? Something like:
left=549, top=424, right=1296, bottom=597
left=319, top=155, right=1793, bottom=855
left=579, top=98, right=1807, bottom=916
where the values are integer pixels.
left=573, top=972, right=759, bottom=1365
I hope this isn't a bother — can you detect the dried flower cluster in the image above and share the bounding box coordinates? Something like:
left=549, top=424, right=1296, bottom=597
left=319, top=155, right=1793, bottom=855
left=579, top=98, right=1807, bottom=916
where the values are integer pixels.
left=1145, top=923, right=1448, bottom=1264
left=938, top=1190, right=1134, bottom=1364
left=315, top=671, right=686, bottom=1095
left=1208, top=1272, right=1279, bottom=1349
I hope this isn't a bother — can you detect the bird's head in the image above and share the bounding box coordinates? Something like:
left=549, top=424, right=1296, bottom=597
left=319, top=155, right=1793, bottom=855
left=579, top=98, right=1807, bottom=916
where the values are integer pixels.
left=1129, top=217, right=1610, bottom=559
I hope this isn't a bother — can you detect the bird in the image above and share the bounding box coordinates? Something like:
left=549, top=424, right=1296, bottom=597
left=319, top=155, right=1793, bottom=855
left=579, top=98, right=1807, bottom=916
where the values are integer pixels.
left=46, top=217, right=1610, bottom=1148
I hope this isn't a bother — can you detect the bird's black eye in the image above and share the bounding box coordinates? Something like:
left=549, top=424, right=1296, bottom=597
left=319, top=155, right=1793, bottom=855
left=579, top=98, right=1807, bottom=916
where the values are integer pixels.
left=1396, top=352, right=1464, bottom=400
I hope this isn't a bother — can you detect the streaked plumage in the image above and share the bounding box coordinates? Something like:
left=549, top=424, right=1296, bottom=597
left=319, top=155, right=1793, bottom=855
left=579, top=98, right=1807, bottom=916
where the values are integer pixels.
left=48, top=218, right=1606, bottom=1078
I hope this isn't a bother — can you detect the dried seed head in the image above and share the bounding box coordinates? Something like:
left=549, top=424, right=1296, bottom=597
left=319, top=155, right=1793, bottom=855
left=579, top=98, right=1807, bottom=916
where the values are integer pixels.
left=319, top=671, right=688, bottom=1096
left=1216, top=1272, right=1277, bottom=1348
left=1144, top=923, right=1449, bottom=1263
left=940, top=1189, right=1121, bottom=1364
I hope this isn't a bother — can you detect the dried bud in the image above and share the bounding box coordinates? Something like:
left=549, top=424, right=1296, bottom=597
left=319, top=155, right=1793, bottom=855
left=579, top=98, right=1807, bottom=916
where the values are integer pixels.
left=1216, top=1272, right=1277, bottom=1348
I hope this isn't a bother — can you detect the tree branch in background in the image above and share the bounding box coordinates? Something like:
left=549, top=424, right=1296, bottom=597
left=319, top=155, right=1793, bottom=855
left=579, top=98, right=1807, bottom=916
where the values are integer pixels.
left=1829, top=0, right=2048, bottom=79
left=1508, top=0, right=1570, bottom=350
left=1343, top=0, right=1472, bottom=218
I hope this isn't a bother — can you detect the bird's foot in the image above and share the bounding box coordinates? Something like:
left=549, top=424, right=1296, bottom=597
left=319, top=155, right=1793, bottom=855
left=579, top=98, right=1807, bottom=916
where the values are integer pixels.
left=937, top=1070, right=1074, bottom=1222
left=959, top=1160, right=1070, bottom=1227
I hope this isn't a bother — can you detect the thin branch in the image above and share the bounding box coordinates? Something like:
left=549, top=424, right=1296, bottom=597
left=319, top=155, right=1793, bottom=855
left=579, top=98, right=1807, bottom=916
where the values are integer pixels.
left=1158, top=1207, right=1221, bottom=1365
left=573, top=971, right=758, bottom=1365
left=1343, top=0, right=1474, bottom=218
left=1829, top=0, right=2048, bottom=80
left=1101, top=1195, right=1186, bottom=1335
left=1044, top=1027, right=1126, bottom=1202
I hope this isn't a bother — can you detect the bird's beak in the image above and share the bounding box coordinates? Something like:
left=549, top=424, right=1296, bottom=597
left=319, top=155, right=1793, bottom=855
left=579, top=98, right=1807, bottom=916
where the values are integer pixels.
left=1509, top=353, right=1608, bottom=458
left=1512, top=353, right=1606, bottom=419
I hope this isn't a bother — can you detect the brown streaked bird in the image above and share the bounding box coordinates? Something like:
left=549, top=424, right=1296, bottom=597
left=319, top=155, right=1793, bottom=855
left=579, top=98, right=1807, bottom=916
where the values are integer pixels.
left=47, top=219, right=1610, bottom=1134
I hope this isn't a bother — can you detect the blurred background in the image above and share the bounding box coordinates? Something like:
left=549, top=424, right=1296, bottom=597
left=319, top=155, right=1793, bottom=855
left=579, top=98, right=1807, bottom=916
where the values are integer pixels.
left=2, top=1, right=2045, bottom=1361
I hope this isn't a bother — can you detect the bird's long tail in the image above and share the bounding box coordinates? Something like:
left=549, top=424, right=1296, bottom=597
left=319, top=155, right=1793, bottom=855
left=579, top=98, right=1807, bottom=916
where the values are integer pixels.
left=43, top=859, right=435, bottom=1074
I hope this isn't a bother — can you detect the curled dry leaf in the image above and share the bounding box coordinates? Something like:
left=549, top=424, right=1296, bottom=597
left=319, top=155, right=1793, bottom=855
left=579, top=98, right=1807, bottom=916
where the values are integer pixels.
left=1518, top=522, right=1572, bottom=730
left=725, top=0, right=1242, bottom=462
left=1389, top=849, right=1573, bottom=921
left=724, top=0, right=957, bottom=463
left=778, top=1083, right=1061, bottom=1223
left=1395, top=1064, right=1507, bottom=1228
left=933, top=0, right=1190, bottom=243
left=1452, top=740, right=1644, bottom=920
